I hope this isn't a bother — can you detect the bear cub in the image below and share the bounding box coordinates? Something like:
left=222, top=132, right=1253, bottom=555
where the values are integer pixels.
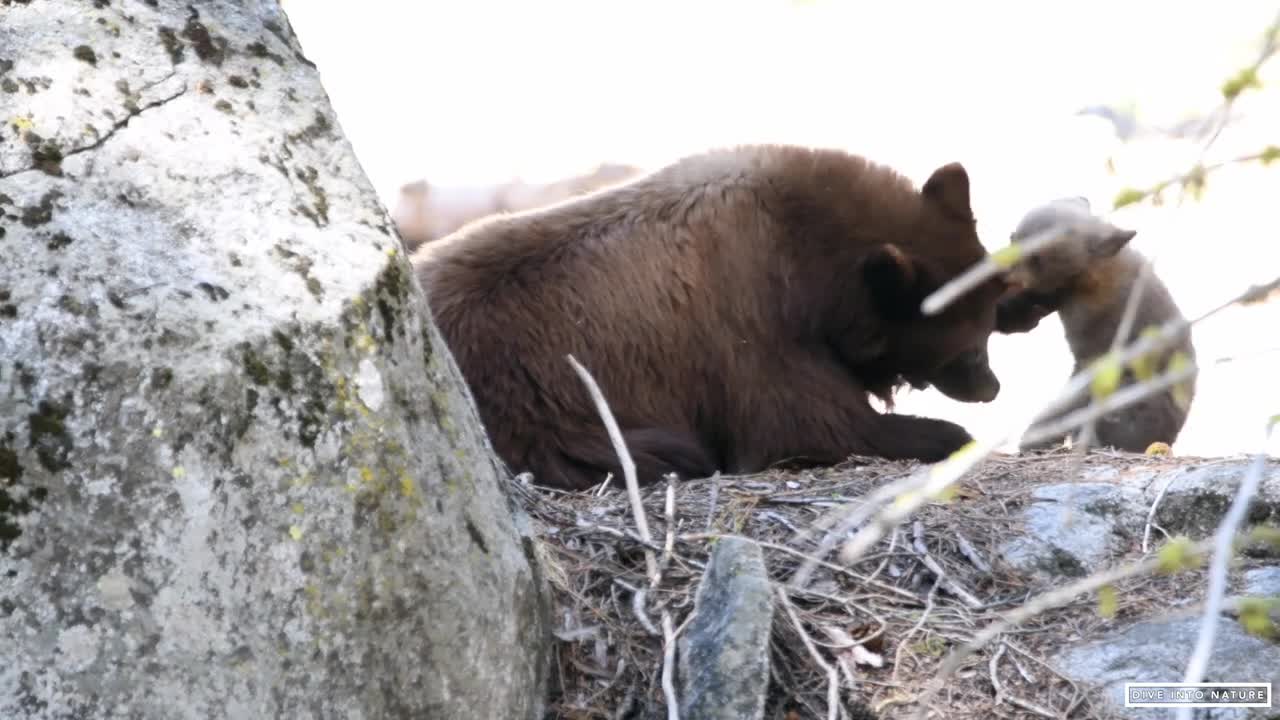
left=995, top=196, right=1196, bottom=453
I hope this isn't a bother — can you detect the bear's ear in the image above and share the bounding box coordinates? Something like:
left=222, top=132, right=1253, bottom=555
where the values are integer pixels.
left=1087, top=226, right=1137, bottom=258
left=863, top=244, right=925, bottom=319
left=922, top=162, right=973, bottom=221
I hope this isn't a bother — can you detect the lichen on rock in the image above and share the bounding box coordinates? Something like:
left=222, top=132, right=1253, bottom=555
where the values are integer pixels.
left=0, top=3, right=548, bottom=718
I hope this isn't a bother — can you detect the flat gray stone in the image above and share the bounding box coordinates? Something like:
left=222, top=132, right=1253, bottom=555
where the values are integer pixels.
left=1000, top=460, right=1280, bottom=581
left=1243, top=567, right=1280, bottom=597
left=678, top=537, right=774, bottom=720
left=1053, top=617, right=1280, bottom=719
left=999, top=482, right=1145, bottom=579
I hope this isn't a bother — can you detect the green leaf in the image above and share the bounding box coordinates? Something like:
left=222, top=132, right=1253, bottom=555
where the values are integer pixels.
left=1090, top=354, right=1123, bottom=401
left=1157, top=536, right=1200, bottom=574
left=1237, top=597, right=1277, bottom=639
left=1167, top=351, right=1195, bottom=410
left=1130, top=348, right=1157, bottom=382
left=1113, top=188, right=1146, bottom=210
left=1184, top=166, right=1208, bottom=202
left=1098, top=584, right=1118, bottom=619
left=1221, top=67, right=1261, bottom=100
left=991, top=244, right=1023, bottom=269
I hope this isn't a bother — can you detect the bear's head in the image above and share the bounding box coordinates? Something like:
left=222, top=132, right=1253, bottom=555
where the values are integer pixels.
left=920, top=341, right=1000, bottom=403
left=853, top=162, right=1009, bottom=394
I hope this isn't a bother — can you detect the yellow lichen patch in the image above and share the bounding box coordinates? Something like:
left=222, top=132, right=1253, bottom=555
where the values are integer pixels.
left=302, top=583, right=325, bottom=616
left=359, top=467, right=375, bottom=484
left=1145, top=441, right=1172, bottom=456
left=399, top=473, right=417, bottom=499
left=171, top=466, right=185, bottom=479
left=291, top=502, right=305, bottom=515
left=10, top=116, right=35, bottom=132
left=344, top=482, right=359, bottom=494
left=355, top=333, right=377, bottom=354
left=385, top=247, right=398, bottom=258
left=288, top=525, right=304, bottom=541
left=151, top=426, right=164, bottom=438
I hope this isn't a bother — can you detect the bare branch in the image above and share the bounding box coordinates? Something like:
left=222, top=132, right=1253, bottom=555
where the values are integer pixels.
left=567, top=354, right=658, bottom=582
left=989, top=643, right=1056, bottom=718
left=1142, top=471, right=1181, bottom=554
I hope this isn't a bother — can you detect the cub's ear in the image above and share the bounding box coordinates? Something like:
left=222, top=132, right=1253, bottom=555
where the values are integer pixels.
left=1087, top=225, right=1137, bottom=259
left=922, top=162, right=973, bottom=221
left=1062, top=196, right=1092, bottom=212
left=863, top=244, right=925, bottom=320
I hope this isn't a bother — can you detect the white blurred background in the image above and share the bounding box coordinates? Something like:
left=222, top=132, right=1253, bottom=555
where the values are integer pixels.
left=283, top=1, right=1280, bottom=458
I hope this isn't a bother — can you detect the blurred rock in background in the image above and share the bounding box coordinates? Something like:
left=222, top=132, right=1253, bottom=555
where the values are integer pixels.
left=392, top=163, right=642, bottom=253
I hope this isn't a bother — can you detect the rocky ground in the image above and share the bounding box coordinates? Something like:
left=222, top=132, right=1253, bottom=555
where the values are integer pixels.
left=522, top=451, right=1280, bottom=720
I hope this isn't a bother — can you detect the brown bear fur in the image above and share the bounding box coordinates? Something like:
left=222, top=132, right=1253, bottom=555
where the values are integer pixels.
left=414, top=144, right=1008, bottom=490
left=995, top=197, right=1196, bottom=452
left=924, top=340, right=1000, bottom=403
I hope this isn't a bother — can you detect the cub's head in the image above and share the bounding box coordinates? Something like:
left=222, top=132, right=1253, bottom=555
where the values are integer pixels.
left=854, top=162, right=1008, bottom=392
left=1005, top=196, right=1136, bottom=294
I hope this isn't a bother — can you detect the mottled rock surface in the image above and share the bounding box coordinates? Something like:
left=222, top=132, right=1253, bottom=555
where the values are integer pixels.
left=1242, top=566, right=1280, bottom=597
left=0, top=3, right=548, bottom=718
left=1000, top=459, right=1280, bottom=579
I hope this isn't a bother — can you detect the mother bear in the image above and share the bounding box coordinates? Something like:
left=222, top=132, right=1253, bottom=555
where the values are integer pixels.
left=413, top=144, right=1007, bottom=490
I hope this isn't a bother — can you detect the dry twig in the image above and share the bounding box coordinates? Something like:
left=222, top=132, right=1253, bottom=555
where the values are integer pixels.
left=777, top=586, right=843, bottom=720
left=911, top=521, right=982, bottom=610
left=661, top=612, right=680, bottom=720
left=567, top=353, right=658, bottom=581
